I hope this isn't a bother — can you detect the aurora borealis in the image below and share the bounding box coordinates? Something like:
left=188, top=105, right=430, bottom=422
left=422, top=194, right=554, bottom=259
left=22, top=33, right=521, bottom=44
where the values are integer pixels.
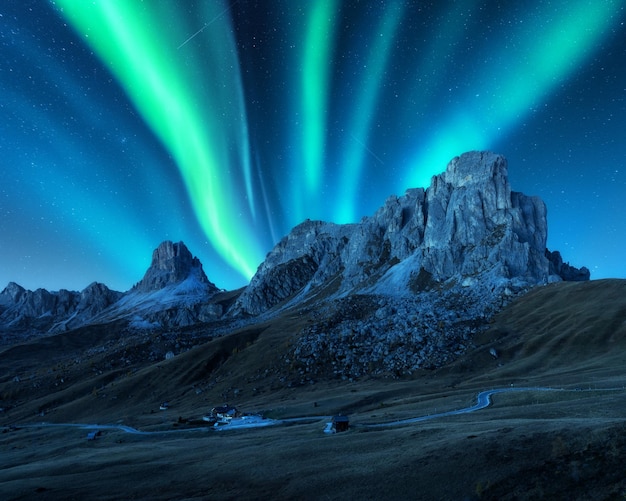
left=1, top=1, right=625, bottom=292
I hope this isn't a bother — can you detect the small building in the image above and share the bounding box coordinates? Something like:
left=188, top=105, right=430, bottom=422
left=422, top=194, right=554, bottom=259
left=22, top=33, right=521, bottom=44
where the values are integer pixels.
left=86, top=430, right=102, bottom=441
left=331, top=415, right=350, bottom=433
left=210, top=404, right=239, bottom=420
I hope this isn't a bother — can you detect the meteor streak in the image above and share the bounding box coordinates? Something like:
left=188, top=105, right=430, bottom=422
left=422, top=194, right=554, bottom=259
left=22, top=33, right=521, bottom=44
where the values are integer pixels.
left=177, top=1, right=237, bottom=50
left=350, top=133, right=384, bottom=165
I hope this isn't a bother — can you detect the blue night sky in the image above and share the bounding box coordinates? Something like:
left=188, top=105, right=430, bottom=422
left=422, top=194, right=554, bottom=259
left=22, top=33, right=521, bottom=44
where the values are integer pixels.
left=1, top=1, right=625, bottom=292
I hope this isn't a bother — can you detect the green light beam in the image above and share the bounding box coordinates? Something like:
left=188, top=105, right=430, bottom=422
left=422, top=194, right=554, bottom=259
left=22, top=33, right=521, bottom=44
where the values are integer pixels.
left=336, top=1, right=405, bottom=223
left=403, top=0, right=622, bottom=191
left=299, top=0, right=340, bottom=213
left=52, top=0, right=263, bottom=280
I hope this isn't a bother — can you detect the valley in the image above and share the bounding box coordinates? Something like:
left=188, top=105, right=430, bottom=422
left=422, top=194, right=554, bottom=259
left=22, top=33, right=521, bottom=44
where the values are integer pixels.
left=0, top=153, right=618, bottom=499
left=2, top=279, right=626, bottom=500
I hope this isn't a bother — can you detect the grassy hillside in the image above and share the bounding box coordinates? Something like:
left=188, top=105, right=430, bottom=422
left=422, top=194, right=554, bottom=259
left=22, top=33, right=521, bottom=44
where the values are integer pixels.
left=2, top=279, right=626, bottom=499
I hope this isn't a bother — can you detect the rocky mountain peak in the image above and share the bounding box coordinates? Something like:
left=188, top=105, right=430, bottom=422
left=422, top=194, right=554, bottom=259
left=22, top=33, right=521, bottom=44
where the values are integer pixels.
left=132, top=241, right=217, bottom=293
left=0, top=282, right=26, bottom=305
left=76, top=282, right=123, bottom=315
left=233, top=151, right=589, bottom=316
left=0, top=241, right=222, bottom=340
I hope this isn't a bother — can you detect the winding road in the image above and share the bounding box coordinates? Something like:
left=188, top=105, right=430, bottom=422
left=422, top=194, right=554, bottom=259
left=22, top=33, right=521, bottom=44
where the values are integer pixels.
left=10, top=386, right=623, bottom=436
left=361, top=386, right=557, bottom=428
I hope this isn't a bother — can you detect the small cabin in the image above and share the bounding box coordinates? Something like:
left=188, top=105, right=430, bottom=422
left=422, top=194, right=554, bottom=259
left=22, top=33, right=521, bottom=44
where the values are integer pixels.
left=86, top=430, right=102, bottom=441
left=210, top=404, right=239, bottom=420
left=331, top=415, right=350, bottom=433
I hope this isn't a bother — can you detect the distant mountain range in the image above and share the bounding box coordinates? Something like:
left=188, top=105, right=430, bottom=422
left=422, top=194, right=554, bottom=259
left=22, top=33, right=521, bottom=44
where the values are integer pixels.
left=0, top=151, right=588, bottom=374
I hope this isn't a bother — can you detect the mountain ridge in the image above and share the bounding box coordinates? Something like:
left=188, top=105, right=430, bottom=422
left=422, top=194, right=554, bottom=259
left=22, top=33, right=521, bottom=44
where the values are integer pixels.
left=0, top=153, right=621, bottom=501
left=0, top=152, right=588, bottom=351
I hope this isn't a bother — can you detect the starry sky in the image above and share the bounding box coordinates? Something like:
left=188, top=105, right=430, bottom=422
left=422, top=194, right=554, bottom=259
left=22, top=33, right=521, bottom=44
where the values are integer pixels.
left=1, top=1, right=625, bottom=292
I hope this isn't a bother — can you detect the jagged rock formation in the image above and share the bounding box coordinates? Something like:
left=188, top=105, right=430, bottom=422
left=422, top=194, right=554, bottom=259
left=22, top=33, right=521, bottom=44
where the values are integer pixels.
left=0, top=281, right=122, bottom=340
left=0, top=152, right=591, bottom=379
left=228, top=151, right=589, bottom=381
left=233, top=151, right=587, bottom=316
left=546, top=249, right=590, bottom=281
left=76, top=282, right=124, bottom=317
left=132, top=241, right=217, bottom=293
left=0, top=282, right=79, bottom=320
left=112, top=240, right=222, bottom=328
left=0, top=241, right=221, bottom=340
left=419, top=151, right=547, bottom=280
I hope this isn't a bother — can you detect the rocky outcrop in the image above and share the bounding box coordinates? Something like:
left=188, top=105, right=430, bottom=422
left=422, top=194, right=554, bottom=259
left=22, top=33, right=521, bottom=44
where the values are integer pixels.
left=253, top=152, right=591, bottom=381
left=234, top=220, right=353, bottom=316
left=233, top=151, right=588, bottom=316
left=0, top=283, right=79, bottom=320
left=132, top=241, right=217, bottom=293
left=0, top=153, right=590, bottom=376
left=419, top=152, right=548, bottom=280
left=104, top=241, right=223, bottom=329
left=546, top=249, right=591, bottom=281
left=54, top=282, right=124, bottom=332
left=77, top=282, right=123, bottom=316
left=0, top=281, right=122, bottom=337
left=0, top=241, right=221, bottom=338
left=0, top=282, right=28, bottom=305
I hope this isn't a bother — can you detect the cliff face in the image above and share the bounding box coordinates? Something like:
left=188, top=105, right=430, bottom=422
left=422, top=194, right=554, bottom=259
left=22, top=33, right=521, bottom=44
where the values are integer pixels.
left=420, top=151, right=548, bottom=280
left=233, top=151, right=587, bottom=316
left=225, top=151, right=590, bottom=380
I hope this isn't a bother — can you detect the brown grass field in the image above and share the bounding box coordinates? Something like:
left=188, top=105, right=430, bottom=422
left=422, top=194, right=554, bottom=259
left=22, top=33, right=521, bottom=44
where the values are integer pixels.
left=1, top=279, right=626, bottom=500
